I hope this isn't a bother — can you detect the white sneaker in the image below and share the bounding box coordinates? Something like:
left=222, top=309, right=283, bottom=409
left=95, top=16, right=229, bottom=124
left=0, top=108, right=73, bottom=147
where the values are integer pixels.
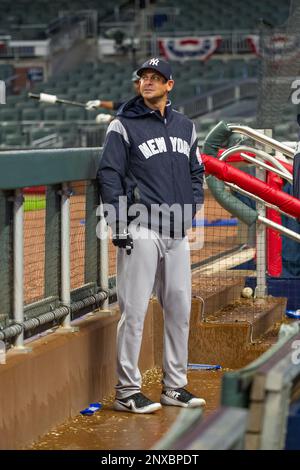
left=161, top=388, right=206, bottom=408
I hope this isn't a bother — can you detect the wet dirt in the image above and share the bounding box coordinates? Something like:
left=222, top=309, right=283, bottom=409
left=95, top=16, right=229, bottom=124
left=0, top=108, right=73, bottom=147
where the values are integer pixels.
left=28, top=367, right=225, bottom=450
left=206, top=296, right=281, bottom=322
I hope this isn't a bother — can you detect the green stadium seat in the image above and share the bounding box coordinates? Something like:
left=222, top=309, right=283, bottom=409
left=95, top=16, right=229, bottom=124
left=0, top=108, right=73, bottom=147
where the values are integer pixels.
left=76, top=93, right=93, bottom=104
left=1, top=123, right=22, bottom=135
left=0, top=108, right=20, bottom=121
left=198, top=118, right=217, bottom=133
left=274, top=123, right=291, bottom=140
left=43, top=106, right=64, bottom=120
left=64, top=107, right=86, bottom=121
left=237, top=117, right=255, bottom=126
left=21, top=108, right=42, bottom=121
left=31, top=128, right=53, bottom=141
left=16, top=100, right=38, bottom=109
left=65, top=86, right=80, bottom=99
left=4, top=133, right=25, bottom=147
left=0, top=64, right=14, bottom=80
left=5, top=95, right=21, bottom=107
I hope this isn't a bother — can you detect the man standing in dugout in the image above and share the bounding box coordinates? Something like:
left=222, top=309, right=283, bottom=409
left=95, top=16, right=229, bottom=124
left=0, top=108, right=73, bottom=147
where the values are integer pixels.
left=97, top=57, right=205, bottom=413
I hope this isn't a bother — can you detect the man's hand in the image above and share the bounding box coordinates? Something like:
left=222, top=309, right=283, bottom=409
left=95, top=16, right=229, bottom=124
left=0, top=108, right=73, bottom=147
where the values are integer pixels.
left=112, top=230, right=133, bottom=255
left=95, top=113, right=113, bottom=124
left=85, top=99, right=101, bottom=110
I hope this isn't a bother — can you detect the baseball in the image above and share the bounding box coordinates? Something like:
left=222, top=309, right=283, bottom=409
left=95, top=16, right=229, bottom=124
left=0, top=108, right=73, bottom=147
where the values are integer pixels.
left=242, top=287, right=253, bottom=298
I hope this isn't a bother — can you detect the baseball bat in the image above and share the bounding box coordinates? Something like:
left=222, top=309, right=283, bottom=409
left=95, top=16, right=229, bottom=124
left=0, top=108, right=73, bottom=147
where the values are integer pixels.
left=28, top=92, right=86, bottom=108
left=28, top=92, right=113, bottom=123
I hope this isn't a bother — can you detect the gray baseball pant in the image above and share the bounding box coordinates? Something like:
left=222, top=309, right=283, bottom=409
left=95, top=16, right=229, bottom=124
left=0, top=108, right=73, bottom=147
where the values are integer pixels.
left=115, top=224, right=191, bottom=399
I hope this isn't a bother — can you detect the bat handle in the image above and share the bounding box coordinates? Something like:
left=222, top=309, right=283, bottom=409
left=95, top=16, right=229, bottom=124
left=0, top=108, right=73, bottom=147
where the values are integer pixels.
left=28, top=93, right=40, bottom=100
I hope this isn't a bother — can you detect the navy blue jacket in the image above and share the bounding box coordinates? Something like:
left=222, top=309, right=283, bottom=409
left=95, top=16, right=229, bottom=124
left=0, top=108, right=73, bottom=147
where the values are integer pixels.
left=294, top=153, right=300, bottom=201
left=97, top=95, right=204, bottom=236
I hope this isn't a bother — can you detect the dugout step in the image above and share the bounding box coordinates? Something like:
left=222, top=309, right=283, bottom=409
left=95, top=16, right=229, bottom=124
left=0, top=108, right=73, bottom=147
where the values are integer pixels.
left=186, top=296, right=287, bottom=369
left=204, top=296, right=286, bottom=339
left=191, top=272, right=248, bottom=317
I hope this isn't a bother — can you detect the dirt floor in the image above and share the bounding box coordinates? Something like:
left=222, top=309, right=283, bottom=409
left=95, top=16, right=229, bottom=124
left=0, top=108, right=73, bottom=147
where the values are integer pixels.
left=26, top=320, right=287, bottom=450
left=27, top=367, right=224, bottom=450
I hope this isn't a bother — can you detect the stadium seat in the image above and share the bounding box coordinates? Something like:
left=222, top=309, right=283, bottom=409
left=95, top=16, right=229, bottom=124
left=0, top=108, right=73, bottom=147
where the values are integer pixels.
left=154, top=0, right=289, bottom=30
left=274, top=123, right=291, bottom=140
left=5, top=96, right=21, bottom=107
left=0, top=108, right=20, bottom=121
left=64, top=107, right=86, bottom=120
left=200, top=118, right=217, bottom=132
left=16, top=100, right=38, bottom=109
left=4, top=133, right=25, bottom=147
left=21, top=108, right=42, bottom=121
left=42, top=106, right=64, bottom=120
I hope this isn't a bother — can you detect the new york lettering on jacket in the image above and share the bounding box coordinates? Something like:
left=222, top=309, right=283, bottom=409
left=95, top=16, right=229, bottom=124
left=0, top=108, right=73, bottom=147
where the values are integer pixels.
left=97, top=95, right=204, bottom=237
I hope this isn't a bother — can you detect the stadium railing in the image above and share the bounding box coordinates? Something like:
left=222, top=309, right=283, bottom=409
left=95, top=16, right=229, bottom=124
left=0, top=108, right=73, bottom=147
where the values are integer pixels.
left=222, top=322, right=300, bottom=449
left=154, top=322, right=300, bottom=450
left=0, top=147, right=109, bottom=352
left=178, top=78, right=257, bottom=119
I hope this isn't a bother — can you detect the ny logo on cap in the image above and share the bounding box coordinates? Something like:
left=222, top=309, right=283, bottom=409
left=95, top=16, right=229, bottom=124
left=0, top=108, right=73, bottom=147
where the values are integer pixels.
left=149, top=58, right=159, bottom=66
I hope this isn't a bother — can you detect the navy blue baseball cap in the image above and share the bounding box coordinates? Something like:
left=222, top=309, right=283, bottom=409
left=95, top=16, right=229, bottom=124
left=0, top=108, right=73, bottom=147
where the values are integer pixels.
left=137, top=58, right=173, bottom=81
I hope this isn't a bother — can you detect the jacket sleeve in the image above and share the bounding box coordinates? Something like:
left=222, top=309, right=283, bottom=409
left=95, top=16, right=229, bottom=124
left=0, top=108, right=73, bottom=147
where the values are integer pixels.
left=97, top=119, right=130, bottom=228
left=112, top=101, right=124, bottom=111
left=189, top=124, right=205, bottom=205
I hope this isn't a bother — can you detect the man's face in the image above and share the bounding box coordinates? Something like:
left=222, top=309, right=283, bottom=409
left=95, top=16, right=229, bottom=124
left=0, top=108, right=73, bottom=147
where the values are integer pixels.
left=139, top=69, right=174, bottom=101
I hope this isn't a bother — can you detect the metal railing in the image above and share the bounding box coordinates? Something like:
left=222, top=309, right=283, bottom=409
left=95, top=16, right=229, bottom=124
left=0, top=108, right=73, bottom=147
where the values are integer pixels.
left=32, top=133, right=63, bottom=148
left=0, top=13, right=94, bottom=58
left=222, top=322, right=300, bottom=450
left=226, top=128, right=297, bottom=295
left=228, top=131, right=299, bottom=298
left=178, top=79, right=257, bottom=119
left=0, top=121, right=109, bottom=149
left=155, top=322, right=300, bottom=449
left=0, top=148, right=109, bottom=354
left=57, top=10, right=98, bottom=38
left=219, top=144, right=299, bottom=242
left=155, top=406, right=248, bottom=450
left=219, top=141, right=299, bottom=296
left=203, top=122, right=300, bottom=298
left=228, top=125, right=295, bottom=160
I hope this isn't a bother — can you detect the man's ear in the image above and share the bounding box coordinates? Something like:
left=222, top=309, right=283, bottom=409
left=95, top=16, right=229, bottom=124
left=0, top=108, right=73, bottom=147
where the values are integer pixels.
left=166, top=80, right=174, bottom=92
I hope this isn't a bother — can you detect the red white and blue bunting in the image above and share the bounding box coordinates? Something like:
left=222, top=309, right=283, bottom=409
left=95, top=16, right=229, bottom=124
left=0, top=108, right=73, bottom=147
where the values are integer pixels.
left=159, top=36, right=222, bottom=61
left=247, top=33, right=300, bottom=63
left=246, top=35, right=259, bottom=55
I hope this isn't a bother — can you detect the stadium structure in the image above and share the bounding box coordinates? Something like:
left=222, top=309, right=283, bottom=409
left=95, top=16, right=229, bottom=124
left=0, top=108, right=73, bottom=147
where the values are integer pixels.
left=0, top=0, right=300, bottom=453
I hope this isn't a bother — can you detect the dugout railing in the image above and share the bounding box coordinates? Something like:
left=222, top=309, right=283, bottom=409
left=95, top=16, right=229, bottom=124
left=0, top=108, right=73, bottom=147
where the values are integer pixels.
left=202, top=121, right=300, bottom=299
left=1, top=127, right=298, bottom=342
left=0, top=147, right=110, bottom=353
left=154, top=321, right=300, bottom=450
